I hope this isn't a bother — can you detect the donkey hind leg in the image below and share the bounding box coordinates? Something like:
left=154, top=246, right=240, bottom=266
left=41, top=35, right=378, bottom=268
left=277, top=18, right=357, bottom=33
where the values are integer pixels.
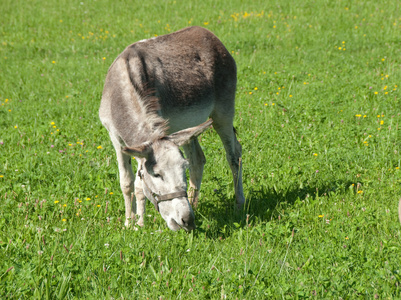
left=182, top=138, right=206, bottom=209
left=109, top=135, right=137, bottom=227
left=212, top=122, right=245, bottom=209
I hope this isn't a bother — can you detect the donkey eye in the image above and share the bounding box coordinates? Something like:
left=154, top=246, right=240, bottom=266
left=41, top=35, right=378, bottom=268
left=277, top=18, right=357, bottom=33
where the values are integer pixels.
left=154, top=173, right=163, bottom=180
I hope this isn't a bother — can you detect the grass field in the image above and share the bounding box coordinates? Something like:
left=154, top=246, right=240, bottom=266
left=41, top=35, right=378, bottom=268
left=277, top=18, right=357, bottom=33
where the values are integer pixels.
left=1, top=0, right=401, bottom=298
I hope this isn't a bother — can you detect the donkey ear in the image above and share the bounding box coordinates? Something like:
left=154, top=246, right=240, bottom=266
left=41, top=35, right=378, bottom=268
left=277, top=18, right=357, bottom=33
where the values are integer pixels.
left=122, top=142, right=153, bottom=159
left=166, top=119, right=213, bottom=147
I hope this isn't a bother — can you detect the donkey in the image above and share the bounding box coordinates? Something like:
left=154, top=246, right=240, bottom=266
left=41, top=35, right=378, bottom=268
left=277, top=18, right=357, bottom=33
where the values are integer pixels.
left=99, top=26, right=244, bottom=231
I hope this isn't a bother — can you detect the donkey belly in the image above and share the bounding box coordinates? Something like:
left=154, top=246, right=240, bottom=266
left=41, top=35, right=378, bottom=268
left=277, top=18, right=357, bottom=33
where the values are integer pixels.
left=162, top=103, right=214, bottom=134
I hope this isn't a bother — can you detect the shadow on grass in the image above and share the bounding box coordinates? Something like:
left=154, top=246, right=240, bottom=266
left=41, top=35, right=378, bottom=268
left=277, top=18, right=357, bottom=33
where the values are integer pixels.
left=195, top=179, right=356, bottom=239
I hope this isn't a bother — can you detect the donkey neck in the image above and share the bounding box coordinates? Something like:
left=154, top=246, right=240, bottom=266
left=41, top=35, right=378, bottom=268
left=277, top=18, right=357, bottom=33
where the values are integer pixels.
left=104, top=82, right=167, bottom=147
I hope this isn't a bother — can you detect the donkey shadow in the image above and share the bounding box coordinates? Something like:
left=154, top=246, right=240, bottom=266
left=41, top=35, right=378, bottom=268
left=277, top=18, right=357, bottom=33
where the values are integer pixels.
left=194, top=179, right=355, bottom=239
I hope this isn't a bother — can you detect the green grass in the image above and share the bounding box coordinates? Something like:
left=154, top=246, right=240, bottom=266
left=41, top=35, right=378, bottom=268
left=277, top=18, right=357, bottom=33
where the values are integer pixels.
left=1, top=0, right=401, bottom=298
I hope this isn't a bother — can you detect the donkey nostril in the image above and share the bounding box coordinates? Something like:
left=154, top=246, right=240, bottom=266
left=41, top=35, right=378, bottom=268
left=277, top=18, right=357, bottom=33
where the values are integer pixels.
left=181, top=215, right=195, bottom=231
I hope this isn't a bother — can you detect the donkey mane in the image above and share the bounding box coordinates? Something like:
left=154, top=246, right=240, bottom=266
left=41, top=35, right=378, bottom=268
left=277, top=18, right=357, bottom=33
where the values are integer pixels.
left=135, top=92, right=169, bottom=143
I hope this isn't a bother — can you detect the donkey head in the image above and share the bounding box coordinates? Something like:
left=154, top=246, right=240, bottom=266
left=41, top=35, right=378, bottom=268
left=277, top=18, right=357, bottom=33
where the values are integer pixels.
left=123, top=119, right=212, bottom=231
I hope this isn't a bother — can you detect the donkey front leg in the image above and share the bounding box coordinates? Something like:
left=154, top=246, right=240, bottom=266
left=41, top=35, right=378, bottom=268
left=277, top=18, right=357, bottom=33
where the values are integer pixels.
left=183, top=138, right=206, bottom=209
left=134, top=168, right=146, bottom=227
left=115, top=151, right=137, bottom=227
left=109, top=135, right=137, bottom=227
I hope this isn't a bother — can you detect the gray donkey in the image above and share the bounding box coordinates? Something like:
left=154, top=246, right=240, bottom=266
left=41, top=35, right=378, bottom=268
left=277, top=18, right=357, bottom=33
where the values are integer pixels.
left=99, top=26, right=244, bottom=231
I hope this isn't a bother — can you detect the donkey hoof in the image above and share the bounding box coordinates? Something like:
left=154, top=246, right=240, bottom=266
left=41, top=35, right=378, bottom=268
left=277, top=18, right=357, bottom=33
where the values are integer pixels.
left=236, top=200, right=245, bottom=210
